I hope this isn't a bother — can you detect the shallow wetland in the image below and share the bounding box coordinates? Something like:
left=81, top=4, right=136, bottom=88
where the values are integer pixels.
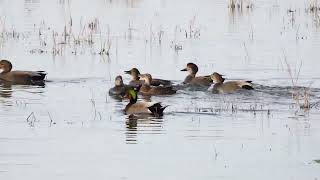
left=0, top=0, right=320, bottom=179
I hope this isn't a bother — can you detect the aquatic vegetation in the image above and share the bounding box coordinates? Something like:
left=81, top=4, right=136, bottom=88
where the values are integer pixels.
left=281, top=51, right=314, bottom=111
left=0, top=16, right=27, bottom=43
left=308, top=0, right=320, bottom=13
left=306, top=0, right=320, bottom=28
left=228, top=0, right=253, bottom=10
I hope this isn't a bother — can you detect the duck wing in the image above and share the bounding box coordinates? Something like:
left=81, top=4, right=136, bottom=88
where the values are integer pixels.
left=14, top=71, right=46, bottom=80
left=152, top=78, right=172, bottom=86
left=152, top=86, right=176, bottom=95
left=129, top=80, right=145, bottom=87
left=191, top=76, right=212, bottom=86
left=125, top=102, right=156, bottom=115
left=221, top=81, right=254, bottom=93
left=2, top=71, right=46, bottom=84
left=237, top=80, right=254, bottom=90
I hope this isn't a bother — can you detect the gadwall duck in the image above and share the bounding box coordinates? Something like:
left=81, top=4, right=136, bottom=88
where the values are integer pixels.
left=108, top=75, right=131, bottom=97
left=124, top=86, right=168, bottom=117
left=124, top=68, right=172, bottom=86
left=0, top=60, right=47, bottom=85
left=181, top=62, right=212, bottom=87
left=138, top=73, right=176, bottom=96
left=209, top=72, right=253, bottom=93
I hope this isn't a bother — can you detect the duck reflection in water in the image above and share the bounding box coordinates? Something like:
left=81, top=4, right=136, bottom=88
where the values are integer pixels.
left=0, top=82, right=13, bottom=98
left=125, top=114, right=164, bottom=144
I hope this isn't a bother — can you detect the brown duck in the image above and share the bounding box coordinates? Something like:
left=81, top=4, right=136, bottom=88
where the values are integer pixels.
left=181, top=62, right=212, bottom=87
left=138, top=73, right=176, bottom=96
left=0, top=60, right=47, bottom=85
left=108, top=75, right=131, bottom=98
left=124, top=68, right=172, bottom=87
left=209, top=72, right=253, bottom=93
left=124, top=86, right=168, bottom=117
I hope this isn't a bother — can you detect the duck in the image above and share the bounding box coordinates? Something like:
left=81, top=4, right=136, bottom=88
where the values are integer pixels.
left=138, top=73, right=176, bottom=96
left=0, top=59, right=47, bottom=85
left=209, top=72, right=254, bottom=93
left=124, top=68, right=172, bottom=87
left=108, top=75, right=131, bottom=97
left=124, top=86, right=168, bottom=117
left=180, top=62, right=212, bottom=87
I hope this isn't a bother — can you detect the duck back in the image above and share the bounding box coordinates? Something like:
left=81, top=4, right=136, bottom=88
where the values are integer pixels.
left=0, top=70, right=47, bottom=85
left=213, top=81, right=253, bottom=93
left=125, top=102, right=153, bottom=114
left=140, top=85, right=176, bottom=96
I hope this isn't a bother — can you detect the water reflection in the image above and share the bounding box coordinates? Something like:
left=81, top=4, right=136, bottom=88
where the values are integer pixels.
left=125, top=114, right=164, bottom=144
left=0, top=82, right=12, bottom=98
left=0, top=0, right=319, bottom=179
left=105, top=0, right=143, bottom=8
left=0, top=81, right=45, bottom=108
left=125, top=116, right=138, bottom=144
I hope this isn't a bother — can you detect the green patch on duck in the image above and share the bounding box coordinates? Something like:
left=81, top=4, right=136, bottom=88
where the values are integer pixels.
left=128, top=88, right=137, bottom=101
left=314, top=160, right=320, bottom=164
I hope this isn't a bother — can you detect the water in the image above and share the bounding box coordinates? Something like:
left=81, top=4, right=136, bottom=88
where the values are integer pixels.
left=0, top=0, right=320, bottom=179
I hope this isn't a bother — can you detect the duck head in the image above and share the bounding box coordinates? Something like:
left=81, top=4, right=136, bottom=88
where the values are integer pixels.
left=138, top=73, right=152, bottom=85
left=210, top=72, right=225, bottom=83
left=181, top=62, right=198, bottom=75
left=0, top=60, right=12, bottom=73
left=124, top=86, right=140, bottom=104
left=124, top=68, right=140, bottom=80
left=114, top=75, right=124, bottom=87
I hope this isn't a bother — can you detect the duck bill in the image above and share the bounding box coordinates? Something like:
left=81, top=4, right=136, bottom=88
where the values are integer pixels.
left=180, top=68, right=187, bottom=71
left=124, top=70, right=131, bottom=74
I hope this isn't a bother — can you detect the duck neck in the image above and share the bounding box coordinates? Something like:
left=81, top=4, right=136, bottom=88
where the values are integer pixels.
left=213, top=83, right=222, bottom=89
left=129, top=98, right=137, bottom=104
left=132, top=75, right=140, bottom=81
left=115, top=81, right=124, bottom=87
left=144, top=78, right=151, bottom=85
left=0, top=68, right=10, bottom=74
left=141, top=84, right=151, bottom=92
left=190, top=72, right=196, bottom=77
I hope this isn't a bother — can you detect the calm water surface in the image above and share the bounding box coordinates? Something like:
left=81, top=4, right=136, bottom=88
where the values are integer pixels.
left=0, top=0, right=320, bottom=179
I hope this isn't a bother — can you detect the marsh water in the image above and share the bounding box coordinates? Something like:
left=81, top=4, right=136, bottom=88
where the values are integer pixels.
left=1, top=0, right=320, bottom=179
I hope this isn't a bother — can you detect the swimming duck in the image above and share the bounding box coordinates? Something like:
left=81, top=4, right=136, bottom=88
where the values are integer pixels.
left=108, top=75, right=130, bottom=97
left=0, top=60, right=47, bottom=85
left=124, top=68, right=172, bottom=86
left=124, top=86, right=168, bottom=117
left=138, top=73, right=176, bottom=96
left=209, top=72, right=253, bottom=93
left=180, top=62, right=212, bottom=87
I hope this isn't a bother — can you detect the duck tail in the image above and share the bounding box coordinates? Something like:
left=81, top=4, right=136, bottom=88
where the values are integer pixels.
left=35, top=71, right=47, bottom=80
left=240, top=81, right=254, bottom=90
left=148, top=103, right=168, bottom=117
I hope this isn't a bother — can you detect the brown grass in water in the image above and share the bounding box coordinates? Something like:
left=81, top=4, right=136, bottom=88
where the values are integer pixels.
left=281, top=50, right=312, bottom=111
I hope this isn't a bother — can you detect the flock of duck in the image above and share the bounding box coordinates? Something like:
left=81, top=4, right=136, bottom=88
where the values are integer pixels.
left=109, top=63, right=254, bottom=117
left=0, top=60, right=253, bottom=117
